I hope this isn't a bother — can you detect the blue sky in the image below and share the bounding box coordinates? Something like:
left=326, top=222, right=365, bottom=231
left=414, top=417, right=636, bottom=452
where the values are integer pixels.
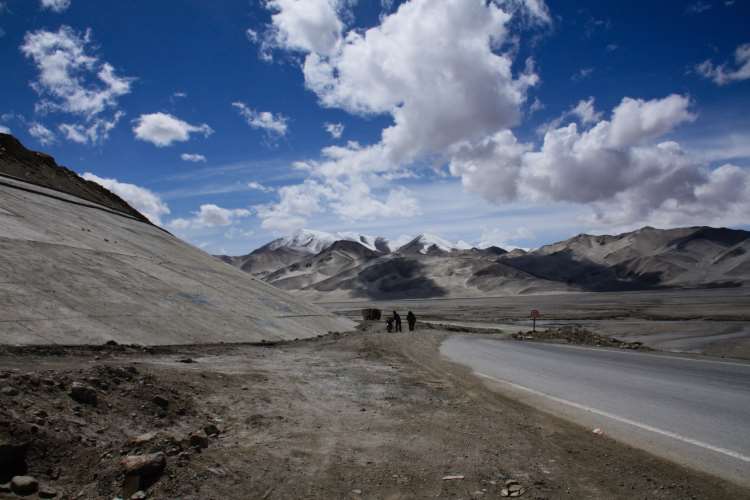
left=1, top=0, right=749, bottom=254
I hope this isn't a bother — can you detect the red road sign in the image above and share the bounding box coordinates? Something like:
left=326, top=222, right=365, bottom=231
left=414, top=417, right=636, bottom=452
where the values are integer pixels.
left=530, top=309, right=541, bottom=319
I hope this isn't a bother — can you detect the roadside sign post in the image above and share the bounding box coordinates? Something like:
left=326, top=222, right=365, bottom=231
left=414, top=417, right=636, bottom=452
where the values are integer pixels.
left=530, top=309, right=540, bottom=332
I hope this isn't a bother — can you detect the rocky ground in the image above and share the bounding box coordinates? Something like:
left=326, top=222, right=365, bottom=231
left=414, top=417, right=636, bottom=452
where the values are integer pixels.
left=1, top=325, right=748, bottom=499
left=510, top=325, right=649, bottom=350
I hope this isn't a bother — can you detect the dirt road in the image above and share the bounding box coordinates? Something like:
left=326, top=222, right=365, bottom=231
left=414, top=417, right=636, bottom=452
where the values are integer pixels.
left=1, top=326, right=747, bottom=499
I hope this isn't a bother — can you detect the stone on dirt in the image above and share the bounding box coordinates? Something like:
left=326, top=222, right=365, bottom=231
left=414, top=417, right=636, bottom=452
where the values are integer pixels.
left=120, top=452, right=166, bottom=496
left=500, top=479, right=526, bottom=497
left=129, top=432, right=158, bottom=446
left=38, top=486, right=58, bottom=498
left=10, top=475, right=38, bottom=495
left=69, top=382, right=98, bottom=405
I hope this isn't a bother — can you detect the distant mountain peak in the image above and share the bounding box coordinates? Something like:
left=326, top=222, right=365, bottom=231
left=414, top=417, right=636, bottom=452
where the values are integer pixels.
left=400, top=233, right=473, bottom=254
left=265, top=228, right=388, bottom=254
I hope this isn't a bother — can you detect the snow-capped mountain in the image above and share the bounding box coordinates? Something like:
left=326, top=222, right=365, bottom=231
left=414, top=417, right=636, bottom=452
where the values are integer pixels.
left=398, top=233, right=473, bottom=254
left=218, top=226, right=750, bottom=300
left=266, top=229, right=389, bottom=254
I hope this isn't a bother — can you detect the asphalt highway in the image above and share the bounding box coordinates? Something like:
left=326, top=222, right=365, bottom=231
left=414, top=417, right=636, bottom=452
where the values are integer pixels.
left=441, top=336, right=750, bottom=487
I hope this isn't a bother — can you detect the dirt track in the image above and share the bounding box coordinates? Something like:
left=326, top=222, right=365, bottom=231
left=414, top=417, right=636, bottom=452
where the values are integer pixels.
left=1, top=325, right=747, bottom=499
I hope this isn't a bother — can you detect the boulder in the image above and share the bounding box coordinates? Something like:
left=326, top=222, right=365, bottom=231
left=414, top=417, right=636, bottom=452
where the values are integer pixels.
left=10, top=475, right=38, bottom=495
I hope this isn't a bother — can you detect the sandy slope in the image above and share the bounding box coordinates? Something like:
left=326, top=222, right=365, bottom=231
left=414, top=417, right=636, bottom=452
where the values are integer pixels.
left=0, top=136, right=353, bottom=345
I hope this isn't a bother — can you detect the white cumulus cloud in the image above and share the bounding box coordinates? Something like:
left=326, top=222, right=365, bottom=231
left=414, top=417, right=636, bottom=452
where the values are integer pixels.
left=58, top=111, right=123, bottom=145
left=254, top=0, right=540, bottom=229
left=181, top=153, right=207, bottom=163
left=232, top=102, right=288, bottom=138
left=324, top=122, right=344, bottom=139
left=169, top=204, right=251, bottom=229
left=248, top=181, right=275, bottom=193
left=40, top=0, right=71, bottom=13
left=28, top=122, right=56, bottom=145
left=696, top=43, right=750, bottom=85
left=450, top=94, right=750, bottom=227
left=82, top=172, right=171, bottom=225
left=0, top=125, right=11, bottom=134
left=262, top=0, right=346, bottom=56
left=133, top=112, right=213, bottom=147
left=254, top=0, right=744, bottom=231
left=21, top=27, right=132, bottom=118
left=20, top=26, right=132, bottom=144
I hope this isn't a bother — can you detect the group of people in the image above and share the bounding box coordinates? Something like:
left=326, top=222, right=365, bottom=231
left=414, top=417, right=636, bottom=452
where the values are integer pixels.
left=386, top=310, right=417, bottom=332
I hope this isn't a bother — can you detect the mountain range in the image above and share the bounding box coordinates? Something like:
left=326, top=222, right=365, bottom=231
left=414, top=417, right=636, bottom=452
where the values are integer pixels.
left=218, top=226, right=750, bottom=300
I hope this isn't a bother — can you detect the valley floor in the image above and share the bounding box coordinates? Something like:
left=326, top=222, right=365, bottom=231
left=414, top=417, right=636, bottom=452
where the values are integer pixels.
left=1, top=324, right=748, bottom=499
left=318, top=287, right=750, bottom=359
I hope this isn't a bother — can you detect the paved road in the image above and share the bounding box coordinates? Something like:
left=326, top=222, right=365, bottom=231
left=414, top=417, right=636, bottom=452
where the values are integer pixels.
left=441, top=336, right=750, bottom=487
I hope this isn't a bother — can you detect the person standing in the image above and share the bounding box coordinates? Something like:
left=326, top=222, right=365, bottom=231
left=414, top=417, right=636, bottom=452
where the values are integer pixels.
left=407, top=311, right=416, bottom=332
left=393, top=311, right=402, bottom=332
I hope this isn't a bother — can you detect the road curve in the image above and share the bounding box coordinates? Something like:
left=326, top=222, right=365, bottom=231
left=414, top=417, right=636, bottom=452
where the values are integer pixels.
left=440, top=336, right=750, bottom=487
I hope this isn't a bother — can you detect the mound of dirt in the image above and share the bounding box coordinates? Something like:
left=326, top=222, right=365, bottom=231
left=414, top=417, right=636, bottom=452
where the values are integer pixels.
left=513, top=325, right=649, bottom=350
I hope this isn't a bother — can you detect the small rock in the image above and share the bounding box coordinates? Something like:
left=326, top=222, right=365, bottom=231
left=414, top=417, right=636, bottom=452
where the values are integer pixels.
left=10, top=475, right=38, bottom=495
left=121, top=453, right=166, bottom=476
left=69, top=382, right=97, bottom=406
left=0, top=483, right=10, bottom=493
left=351, top=489, right=363, bottom=495
left=130, top=491, right=147, bottom=500
left=177, top=358, right=195, bottom=364
left=38, top=486, right=57, bottom=498
left=129, top=432, right=158, bottom=446
left=203, top=424, right=220, bottom=436
left=1, top=386, right=19, bottom=396
left=120, top=453, right=166, bottom=496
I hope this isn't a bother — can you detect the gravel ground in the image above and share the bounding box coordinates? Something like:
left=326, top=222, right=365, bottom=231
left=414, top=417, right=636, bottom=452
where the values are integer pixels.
left=1, top=325, right=747, bottom=499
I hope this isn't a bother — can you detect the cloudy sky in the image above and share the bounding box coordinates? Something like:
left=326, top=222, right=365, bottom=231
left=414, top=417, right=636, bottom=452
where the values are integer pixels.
left=1, top=0, right=749, bottom=253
